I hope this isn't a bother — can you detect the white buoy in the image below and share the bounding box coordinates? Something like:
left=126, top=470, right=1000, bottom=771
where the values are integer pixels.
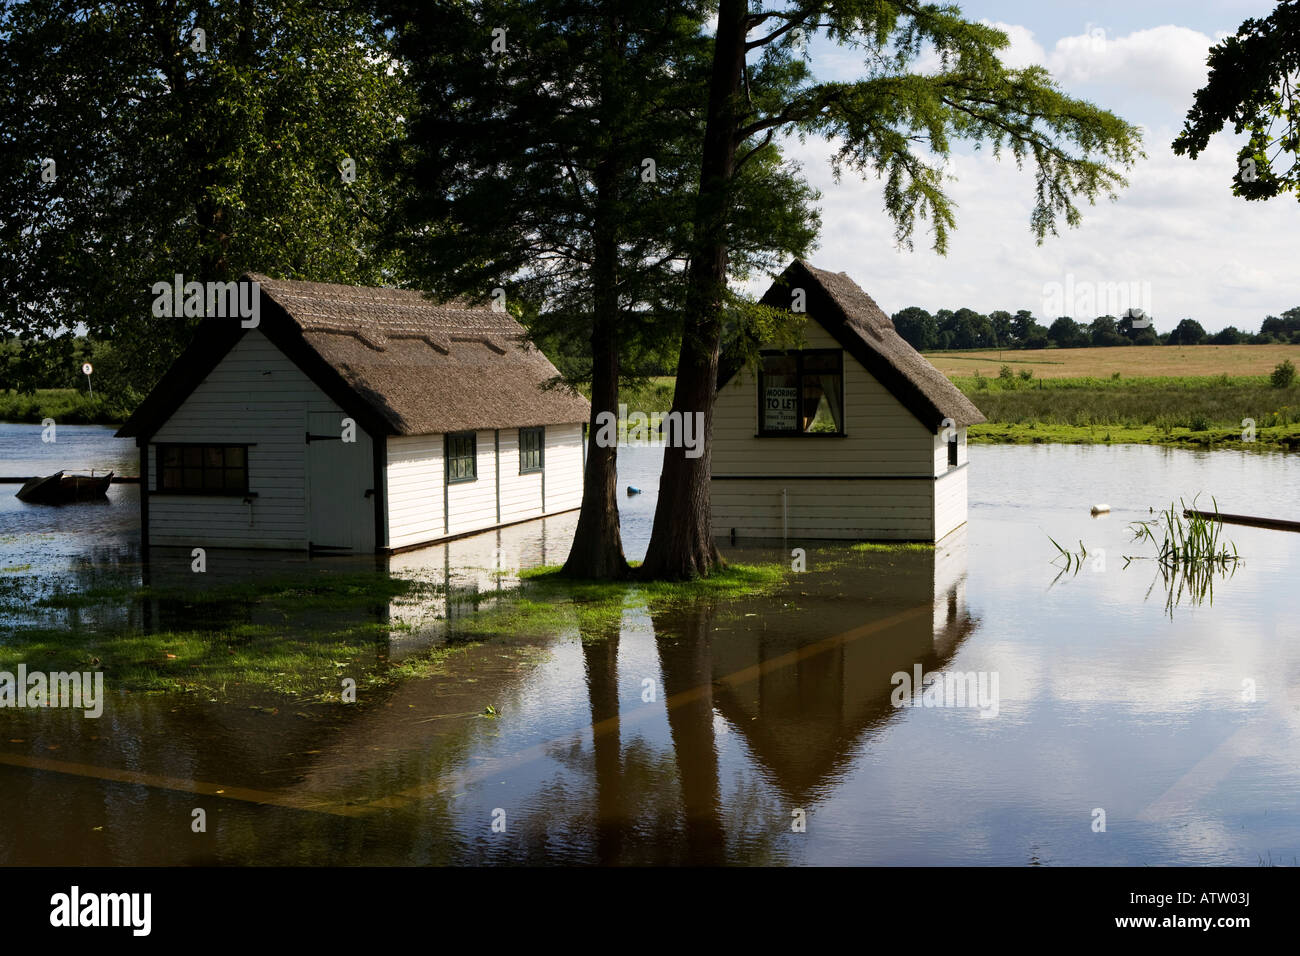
left=1090, top=503, right=1111, bottom=515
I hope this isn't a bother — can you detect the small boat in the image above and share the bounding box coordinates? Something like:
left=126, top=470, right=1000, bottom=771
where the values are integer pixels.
left=15, top=471, right=113, bottom=504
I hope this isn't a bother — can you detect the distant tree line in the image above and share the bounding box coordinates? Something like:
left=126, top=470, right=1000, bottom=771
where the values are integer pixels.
left=891, top=305, right=1300, bottom=351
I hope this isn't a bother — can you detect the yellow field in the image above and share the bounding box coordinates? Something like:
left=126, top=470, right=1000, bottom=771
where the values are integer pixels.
left=924, top=344, right=1300, bottom=379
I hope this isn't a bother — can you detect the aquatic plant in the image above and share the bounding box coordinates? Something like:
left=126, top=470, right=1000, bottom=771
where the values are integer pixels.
left=1127, top=496, right=1239, bottom=567
left=1125, top=497, right=1240, bottom=616
left=1047, top=495, right=1242, bottom=613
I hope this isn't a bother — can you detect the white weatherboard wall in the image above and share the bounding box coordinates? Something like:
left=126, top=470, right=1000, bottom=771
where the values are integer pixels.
left=542, top=423, right=584, bottom=514
left=386, top=435, right=445, bottom=550
left=498, top=428, right=542, bottom=523
left=711, top=478, right=934, bottom=539
left=446, top=429, right=498, bottom=537
left=148, top=329, right=356, bottom=549
left=388, top=424, right=584, bottom=551
left=932, top=427, right=969, bottom=541
left=711, top=321, right=953, bottom=541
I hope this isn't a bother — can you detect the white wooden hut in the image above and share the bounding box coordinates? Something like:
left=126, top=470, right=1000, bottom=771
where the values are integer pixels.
left=712, top=261, right=985, bottom=542
left=117, top=275, right=589, bottom=553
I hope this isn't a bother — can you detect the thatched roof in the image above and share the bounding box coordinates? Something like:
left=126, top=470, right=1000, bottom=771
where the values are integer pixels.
left=733, top=261, right=985, bottom=431
left=118, top=275, right=589, bottom=439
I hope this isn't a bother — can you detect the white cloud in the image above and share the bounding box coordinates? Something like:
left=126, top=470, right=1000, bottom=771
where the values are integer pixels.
left=744, top=21, right=1300, bottom=332
left=1045, top=24, right=1216, bottom=107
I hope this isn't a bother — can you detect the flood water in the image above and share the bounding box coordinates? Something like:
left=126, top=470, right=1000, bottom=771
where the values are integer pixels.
left=1, top=423, right=1298, bottom=865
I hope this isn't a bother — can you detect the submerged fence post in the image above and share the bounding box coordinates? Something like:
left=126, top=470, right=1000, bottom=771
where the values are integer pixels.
left=783, top=487, right=788, bottom=546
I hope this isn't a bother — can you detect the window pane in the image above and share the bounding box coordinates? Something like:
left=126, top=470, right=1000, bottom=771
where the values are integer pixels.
left=224, top=469, right=244, bottom=490
left=204, top=447, right=224, bottom=469
left=162, top=446, right=180, bottom=467
left=804, top=373, right=843, bottom=432
left=183, top=467, right=202, bottom=487
left=226, top=446, right=245, bottom=468
left=183, top=447, right=202, bottom=467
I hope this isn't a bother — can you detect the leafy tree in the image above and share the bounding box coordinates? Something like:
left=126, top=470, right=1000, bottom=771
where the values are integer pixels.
left=953, top=308, right=994, bottom=348
left=1010, top=309, right=1037, bottom=343
left=1047, top=316, right=1087, bottom=349
left=640, top=1, right=1140, bottom=578
left=1168, top=318, right=1208, bottom=345
left=1117, top=311, right=1159, bottom=345
left=891, top=306, right=938, bottom=350
left=1173, top=1, right=1300, bottom=200
left=382, top=0, right=817, bottom=578
left=988, top=310, right=1013, bottom=348
left=1260, top=316, right=1288, bottom=338
left=1210, top=326, right=1246, bottom=345
left=0, top=0, right=409, bottom=399
left=1020, top=325, right=1050, bottom=350
left=1089, top=315, right=1125, bottom=347
left=1272, top=359, right=1297, bottom=387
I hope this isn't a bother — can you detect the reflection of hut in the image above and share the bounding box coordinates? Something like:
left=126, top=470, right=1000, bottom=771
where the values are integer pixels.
left=712, top=261, right=986, bottom=542
left=702, top=529, right=976, bottom=802
left=117, top=277, right=588, bottom=553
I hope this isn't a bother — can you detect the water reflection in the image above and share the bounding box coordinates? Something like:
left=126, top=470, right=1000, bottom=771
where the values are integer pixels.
left=4, top=435, right=1300, bottom=865
left=0, top=530, right=976, bottom=865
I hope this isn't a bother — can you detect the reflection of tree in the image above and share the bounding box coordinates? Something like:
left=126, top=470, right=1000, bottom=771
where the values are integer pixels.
left=580, top=620, right=624, bottom=863
left=651, top=600, right=726, bottom=864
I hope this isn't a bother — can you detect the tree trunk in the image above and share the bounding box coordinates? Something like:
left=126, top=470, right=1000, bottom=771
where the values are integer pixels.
left=638, top=0, right=748, bottom=580
left=562, top=303, right=629, bottom=579
left=562, top=51, right=631, bottom=579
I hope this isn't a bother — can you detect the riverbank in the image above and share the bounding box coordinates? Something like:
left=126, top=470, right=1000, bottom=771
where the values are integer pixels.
left=0, top=389, right=126, bottom=425
left=956, top=374, right=1300, bottom=450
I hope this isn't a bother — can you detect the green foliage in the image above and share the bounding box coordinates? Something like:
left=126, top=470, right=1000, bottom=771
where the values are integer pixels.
left=891, top=306, right=938, bottom=350
left=1271, top=359, right=1297, bottom=387
left=959, top=374, right=1300, bottom=447
left=1168, top=318, right=1208, bottom=345
left=0, top=388, right=130, bottom=424
left=0, top=0, right=411, bottom=394
left=1173, top=1, right=1300, bottom=200
left=1048, top=316, right=1087, bottom=348
left=383, top=0, right=819, bottom=397
left=1127, top=498, right=1241, bottom=614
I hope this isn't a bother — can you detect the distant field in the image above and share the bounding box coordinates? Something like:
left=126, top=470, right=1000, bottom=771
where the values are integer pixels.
left=924, top=344, right=1300, bottom=380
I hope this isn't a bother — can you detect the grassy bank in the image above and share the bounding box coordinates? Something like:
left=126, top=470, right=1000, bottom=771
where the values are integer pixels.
left=0, top=388, right=128, bottom=425
left=957, top=374, right=1300, bottom=449
left=0, top=571, right=442, bottom=698
left=618, top=375, right=676, bottom=414
left=0, top=561, right=792, bottom=699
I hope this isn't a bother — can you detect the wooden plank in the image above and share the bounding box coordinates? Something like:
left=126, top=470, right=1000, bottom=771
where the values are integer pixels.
left=1184, top=509, right=1300, bottom=533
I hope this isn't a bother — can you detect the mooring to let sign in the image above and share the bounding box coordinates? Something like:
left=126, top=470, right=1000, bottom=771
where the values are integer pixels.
left=766, top=386, right=797, bottom=429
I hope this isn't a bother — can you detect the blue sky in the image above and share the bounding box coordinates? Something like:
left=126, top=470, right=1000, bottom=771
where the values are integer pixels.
left=767, top=0, right=1296, bottom=333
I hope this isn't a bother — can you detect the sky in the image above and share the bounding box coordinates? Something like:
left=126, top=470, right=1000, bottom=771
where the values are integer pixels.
left=764, top=0, right=1297, bottom=333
